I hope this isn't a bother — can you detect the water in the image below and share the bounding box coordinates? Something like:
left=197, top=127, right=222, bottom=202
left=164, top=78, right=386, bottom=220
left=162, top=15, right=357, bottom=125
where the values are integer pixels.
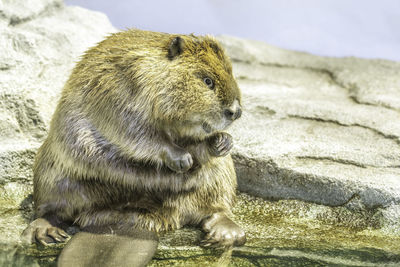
left=2, top=243, right=400, bottom=266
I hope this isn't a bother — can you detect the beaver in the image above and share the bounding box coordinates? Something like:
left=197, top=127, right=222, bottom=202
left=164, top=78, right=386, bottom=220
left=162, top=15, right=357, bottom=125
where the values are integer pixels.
left=22, top=29, right=244, bottom=265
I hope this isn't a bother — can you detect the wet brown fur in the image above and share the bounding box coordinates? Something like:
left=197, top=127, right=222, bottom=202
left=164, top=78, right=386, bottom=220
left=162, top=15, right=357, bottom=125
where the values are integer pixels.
left=32, top=29, right=242, bottom=235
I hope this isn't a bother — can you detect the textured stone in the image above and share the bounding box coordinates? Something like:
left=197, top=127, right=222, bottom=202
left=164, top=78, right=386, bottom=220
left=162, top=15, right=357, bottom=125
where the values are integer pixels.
left=0, top=0, right=116, bottom=187
left=1, top=0, right=400, bottom=265
left=216, top=35, right=400, bottom=212
left=0, top=0, right=115, bottom=258
left=2, top=193, right=400, bottom=266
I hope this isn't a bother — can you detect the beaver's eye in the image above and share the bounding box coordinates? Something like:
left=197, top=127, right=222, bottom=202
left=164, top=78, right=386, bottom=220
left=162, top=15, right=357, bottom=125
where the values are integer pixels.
left=203, top=77, right=214, bottom=89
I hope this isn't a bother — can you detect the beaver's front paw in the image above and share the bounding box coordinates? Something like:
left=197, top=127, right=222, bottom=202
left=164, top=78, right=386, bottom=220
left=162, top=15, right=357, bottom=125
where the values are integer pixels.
left=164, top=148, right=193, bottom=173
left=21, top=218, right=69, bottom=245
left=208, top=132, right=233, bottom=157
left=201, top=213, right=246, bottom=248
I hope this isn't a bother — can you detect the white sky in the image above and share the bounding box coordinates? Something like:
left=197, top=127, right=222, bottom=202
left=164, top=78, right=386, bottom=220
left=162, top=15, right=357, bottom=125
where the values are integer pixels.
left=65, top=0, right=400, bottom=61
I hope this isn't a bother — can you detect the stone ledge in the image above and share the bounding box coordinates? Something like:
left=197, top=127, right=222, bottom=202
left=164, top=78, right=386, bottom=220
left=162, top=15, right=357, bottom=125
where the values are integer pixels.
left=217, top=35, right=400, bottom=211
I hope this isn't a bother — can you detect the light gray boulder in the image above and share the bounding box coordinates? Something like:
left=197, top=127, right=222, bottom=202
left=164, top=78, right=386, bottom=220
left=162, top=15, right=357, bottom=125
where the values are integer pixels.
left=217, top=35, right=400, bottom=212
left=1, top=0, right=399, bottom=236
left=1, top=0, right=400, bottom=265
left=0, top=0, right=116, bottom=246
left=0, top=0, right=116, bottom=188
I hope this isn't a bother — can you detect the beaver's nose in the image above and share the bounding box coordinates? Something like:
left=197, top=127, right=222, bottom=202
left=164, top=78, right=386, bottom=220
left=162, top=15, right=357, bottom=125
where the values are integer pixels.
left=224, top=100, right=242, bottom=120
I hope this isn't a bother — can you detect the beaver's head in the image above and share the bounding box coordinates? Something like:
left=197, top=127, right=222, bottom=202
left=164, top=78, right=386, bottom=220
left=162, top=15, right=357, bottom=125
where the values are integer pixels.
left=74, top=30, right=241, bottom=141
left=151, top=35, right=242, bottom=140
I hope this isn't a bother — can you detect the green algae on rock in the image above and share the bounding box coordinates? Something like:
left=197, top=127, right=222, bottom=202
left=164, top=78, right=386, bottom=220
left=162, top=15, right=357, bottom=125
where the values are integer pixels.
left=2, top=182, right=400, bottom=266
left=147, top=193, right=400, bottom=266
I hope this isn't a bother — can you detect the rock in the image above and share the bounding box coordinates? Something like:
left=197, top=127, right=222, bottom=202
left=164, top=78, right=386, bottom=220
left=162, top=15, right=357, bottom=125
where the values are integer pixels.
left=148, top=193, right=400, bottom=266
left=0, top=0, right=116, bottom=186
left=216, top=35, right=400, bottom=212
left=1, top=0, right=400, bottom=265
left=0, top=0, right=116, bottom=258
left=3, top=193, right=400, bottom=266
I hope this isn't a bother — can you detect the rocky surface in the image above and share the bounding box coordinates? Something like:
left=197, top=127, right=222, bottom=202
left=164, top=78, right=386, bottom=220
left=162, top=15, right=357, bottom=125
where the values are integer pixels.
left=3, top=193, right=400, bottom=266
left=0, top=0, right=116, bottom=187
left=149, top=193, right=400, bottom=266
left=1, top=0, right=400, bottom=266
left=0, top=0, right=116, bottom=264
left=217, top=35, right=400, bottom=225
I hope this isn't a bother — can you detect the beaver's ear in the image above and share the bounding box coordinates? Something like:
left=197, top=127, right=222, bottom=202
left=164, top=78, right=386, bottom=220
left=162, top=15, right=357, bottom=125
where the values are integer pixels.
left=168, top=36, right=184, bottom=60
left=209, top=41, right=220, bottom=55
